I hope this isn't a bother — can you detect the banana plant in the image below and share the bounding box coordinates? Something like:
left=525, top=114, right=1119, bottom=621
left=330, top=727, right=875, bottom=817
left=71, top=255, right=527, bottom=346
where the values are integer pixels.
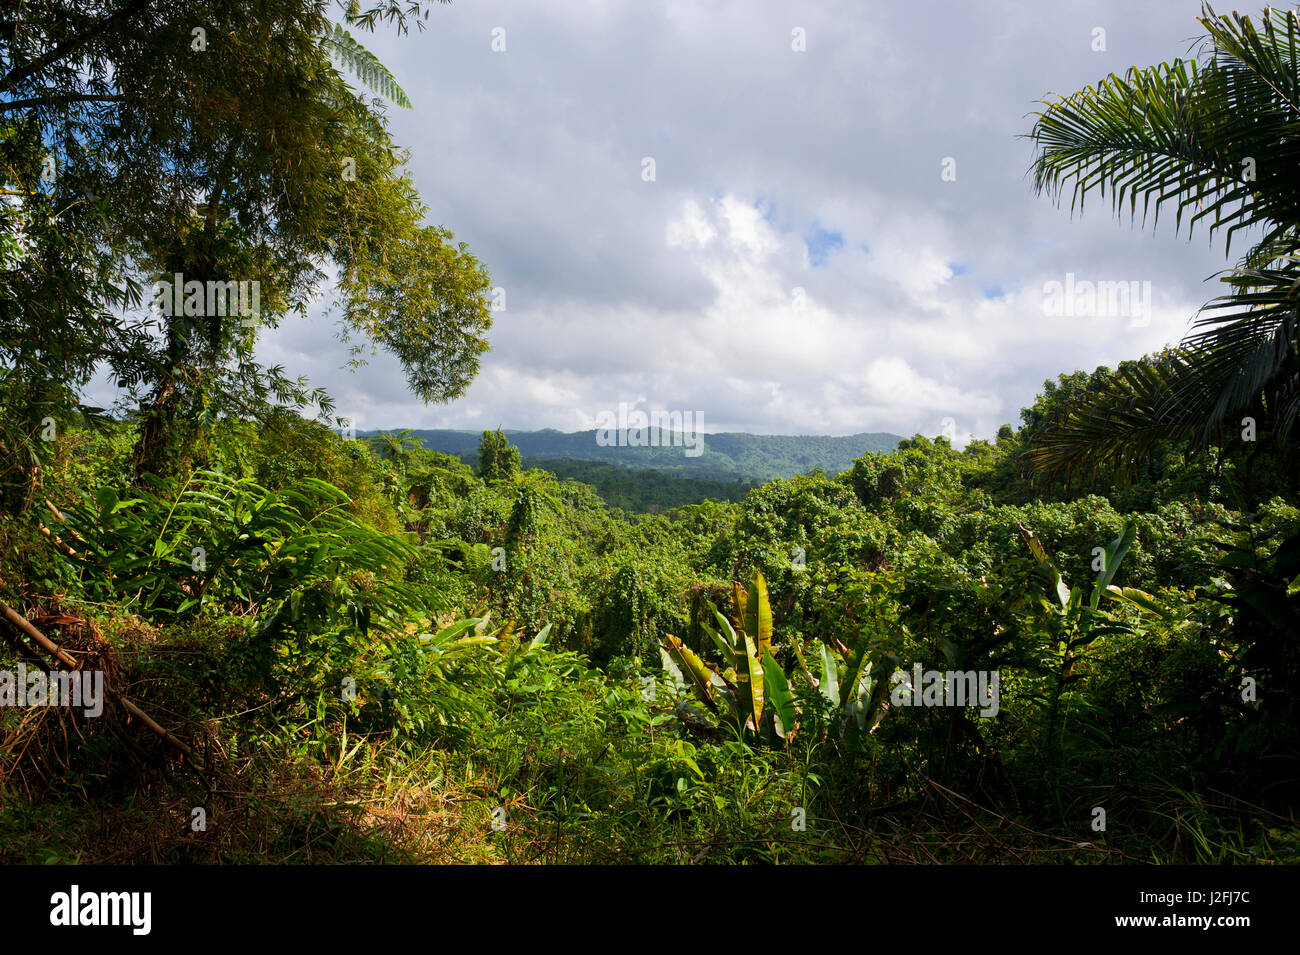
left=792, top=634, right=890, bottom=741
left=1018, top=518, right=1169, bottom=754
left=660, top=570, right=797, bottom=745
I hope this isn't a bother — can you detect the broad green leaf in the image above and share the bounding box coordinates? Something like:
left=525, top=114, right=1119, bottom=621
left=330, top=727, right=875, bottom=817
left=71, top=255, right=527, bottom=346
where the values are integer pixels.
left=818, top=642, right=840, bottom=704
left=665, top=635, right=719, bottom=712
left=528, top=622, right=552, bottom=649
left=761, top=652, right=797, bottom=738
left=1096, top=521, right=1136, bottom=591
left=747, top=570, right=773, bottom=657
left=1019, top=522, right=1071, bottom=608
left=450, top=635, right=499, bottom=648
left=742, top=633, right=765, bottom=728
left=840, top=641, right=871, bottom=709
left=660, top=647, right=687, bottom=693
left=730, top=581, right=749, bottom=634
left=431, top=618, right=480, bottom=643
left=712, top=607, right=742, bottom=661
left=1104, top=585, right=1172, bottom=618
left=94, top=486, right=118, bottom=520
left=702, top=619, right=737, bottom=663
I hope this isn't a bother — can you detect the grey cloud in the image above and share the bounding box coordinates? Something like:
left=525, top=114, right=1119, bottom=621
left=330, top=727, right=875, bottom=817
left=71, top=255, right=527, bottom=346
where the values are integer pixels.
left=226, top=0, right=1251, bottom=441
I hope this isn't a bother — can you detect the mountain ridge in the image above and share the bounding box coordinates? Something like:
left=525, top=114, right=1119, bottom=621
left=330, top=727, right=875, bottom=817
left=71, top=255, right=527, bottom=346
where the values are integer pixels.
left=371, top=427, right=905, bottom=482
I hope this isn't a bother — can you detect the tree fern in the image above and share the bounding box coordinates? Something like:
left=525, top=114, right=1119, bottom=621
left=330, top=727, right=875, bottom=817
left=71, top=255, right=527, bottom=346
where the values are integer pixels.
left=322, top=23, right=413, bottom=109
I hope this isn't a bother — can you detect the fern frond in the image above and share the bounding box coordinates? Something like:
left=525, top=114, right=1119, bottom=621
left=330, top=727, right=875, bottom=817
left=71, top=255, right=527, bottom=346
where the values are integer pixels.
left=322, top=23, right=413, bottom=109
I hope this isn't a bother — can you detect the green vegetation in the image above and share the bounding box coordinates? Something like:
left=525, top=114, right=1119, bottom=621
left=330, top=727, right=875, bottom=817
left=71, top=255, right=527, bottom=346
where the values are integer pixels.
left=0, top=0, right=492, bottom=486
left=386, top=427, right=904, bottom=482
left=1026, top=5, right=1300, bottom=487
left=1, top=2, right=1298, bottom=866
left=1, top=407, right=1296, bottom=863
left=524, top=458, right=760, bottom=512
left=475, top=428, right=521, bottom=483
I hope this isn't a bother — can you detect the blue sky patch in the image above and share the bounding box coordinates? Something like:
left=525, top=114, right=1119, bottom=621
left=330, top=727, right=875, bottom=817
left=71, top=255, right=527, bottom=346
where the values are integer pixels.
left=805, top=223, right=844, bottom=267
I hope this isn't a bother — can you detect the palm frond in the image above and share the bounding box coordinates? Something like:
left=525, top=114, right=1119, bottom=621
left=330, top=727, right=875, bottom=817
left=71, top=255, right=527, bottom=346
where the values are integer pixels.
left=1023, top=5, right=1300, bottom=484
left=1023, top=351, right=1219, bottom=487
left=1188, top=260, right=1300, bottom=442
left=1027, top=5, right=1300, bottom=258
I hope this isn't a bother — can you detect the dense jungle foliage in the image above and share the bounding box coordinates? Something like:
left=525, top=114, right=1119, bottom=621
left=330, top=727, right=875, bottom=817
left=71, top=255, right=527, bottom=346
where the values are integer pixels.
left=3, top=1, right=1300, bottom=865
left=0, top=392, right=1297, bottom=863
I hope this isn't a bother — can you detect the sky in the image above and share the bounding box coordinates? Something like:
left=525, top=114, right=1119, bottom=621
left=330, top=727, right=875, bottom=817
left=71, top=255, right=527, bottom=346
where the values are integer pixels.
left=249, top=0, right=1242, bottom=443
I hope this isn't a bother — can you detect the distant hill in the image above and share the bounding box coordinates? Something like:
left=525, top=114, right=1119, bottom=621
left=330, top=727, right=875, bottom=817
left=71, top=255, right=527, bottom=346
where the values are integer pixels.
left=525, top=458, right=761, bottom=512
left=377, top=428, right=904, bottom=482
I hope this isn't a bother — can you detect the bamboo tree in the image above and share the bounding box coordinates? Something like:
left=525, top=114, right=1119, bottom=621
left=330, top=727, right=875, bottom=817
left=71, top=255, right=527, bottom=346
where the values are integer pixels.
left=0, top=1, right=490, bottom=480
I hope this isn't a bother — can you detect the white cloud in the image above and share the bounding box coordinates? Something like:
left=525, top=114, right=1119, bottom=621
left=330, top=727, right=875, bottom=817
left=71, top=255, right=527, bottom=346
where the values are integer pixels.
left=90, top=0, right=1239, bottom=445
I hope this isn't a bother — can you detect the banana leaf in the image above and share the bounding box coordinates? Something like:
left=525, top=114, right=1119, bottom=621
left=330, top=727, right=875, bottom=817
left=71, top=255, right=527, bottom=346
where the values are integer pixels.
left=528, top=622, right=553, bottom=649
left=665, top=634, right=720, bottom=713
left=840, top=640, right=871, bottom=709
left=742, top=633, right=765, bottom=728
left=1105, top=585, right=1172, bottom=618
left=731, top=581, right=749, bottom=634
left=1092, top=521, right=1136, bottom=606
left=747, top=571, right=773, bottom=658
left=702, top=617, right=739, bottom=665
left=659, top=647, right=688, bottom=694
left=818, top=641, right=840, bottom=705
left=1019, top=522, right=1071, bottom=608
left=712, top=607, right=743, bottom=665
left=761, top=652, right=797, bottom=738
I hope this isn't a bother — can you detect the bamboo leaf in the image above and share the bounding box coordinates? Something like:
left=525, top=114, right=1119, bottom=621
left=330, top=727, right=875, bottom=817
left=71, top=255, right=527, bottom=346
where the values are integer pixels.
left=324, top=23, right=414, bottom=109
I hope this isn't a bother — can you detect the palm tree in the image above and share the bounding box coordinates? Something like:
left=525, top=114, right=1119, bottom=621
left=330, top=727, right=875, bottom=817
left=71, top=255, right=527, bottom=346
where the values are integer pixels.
left=1024, top=4, right=1300, bottom=487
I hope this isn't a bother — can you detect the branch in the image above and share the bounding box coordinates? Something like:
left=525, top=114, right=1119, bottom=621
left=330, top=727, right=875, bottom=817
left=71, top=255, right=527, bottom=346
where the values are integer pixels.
left=0, top=596, right=200, bottom=765
left=0, top=0, right=151, bottom=95
left=0, top=93, right=125, bottom=112
left=203, top=140, right=237, bottom=235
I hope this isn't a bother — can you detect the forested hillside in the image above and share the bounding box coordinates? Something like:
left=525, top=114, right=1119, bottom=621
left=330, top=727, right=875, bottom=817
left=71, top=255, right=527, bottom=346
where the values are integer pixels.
left=522, top=458, right=760, bottom=512
left=388, top=428, right=904, bottom=482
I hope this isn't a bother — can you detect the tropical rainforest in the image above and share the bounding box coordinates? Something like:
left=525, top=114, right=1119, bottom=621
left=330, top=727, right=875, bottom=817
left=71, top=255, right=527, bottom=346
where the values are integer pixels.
left=0, top=1, right=1298, bottom=865
left=393, top=427, right=904, bottom=483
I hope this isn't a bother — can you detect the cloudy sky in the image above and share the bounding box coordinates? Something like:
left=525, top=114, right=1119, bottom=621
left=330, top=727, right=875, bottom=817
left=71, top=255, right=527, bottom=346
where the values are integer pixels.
left=256, top=0, right=1240, bottom=443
